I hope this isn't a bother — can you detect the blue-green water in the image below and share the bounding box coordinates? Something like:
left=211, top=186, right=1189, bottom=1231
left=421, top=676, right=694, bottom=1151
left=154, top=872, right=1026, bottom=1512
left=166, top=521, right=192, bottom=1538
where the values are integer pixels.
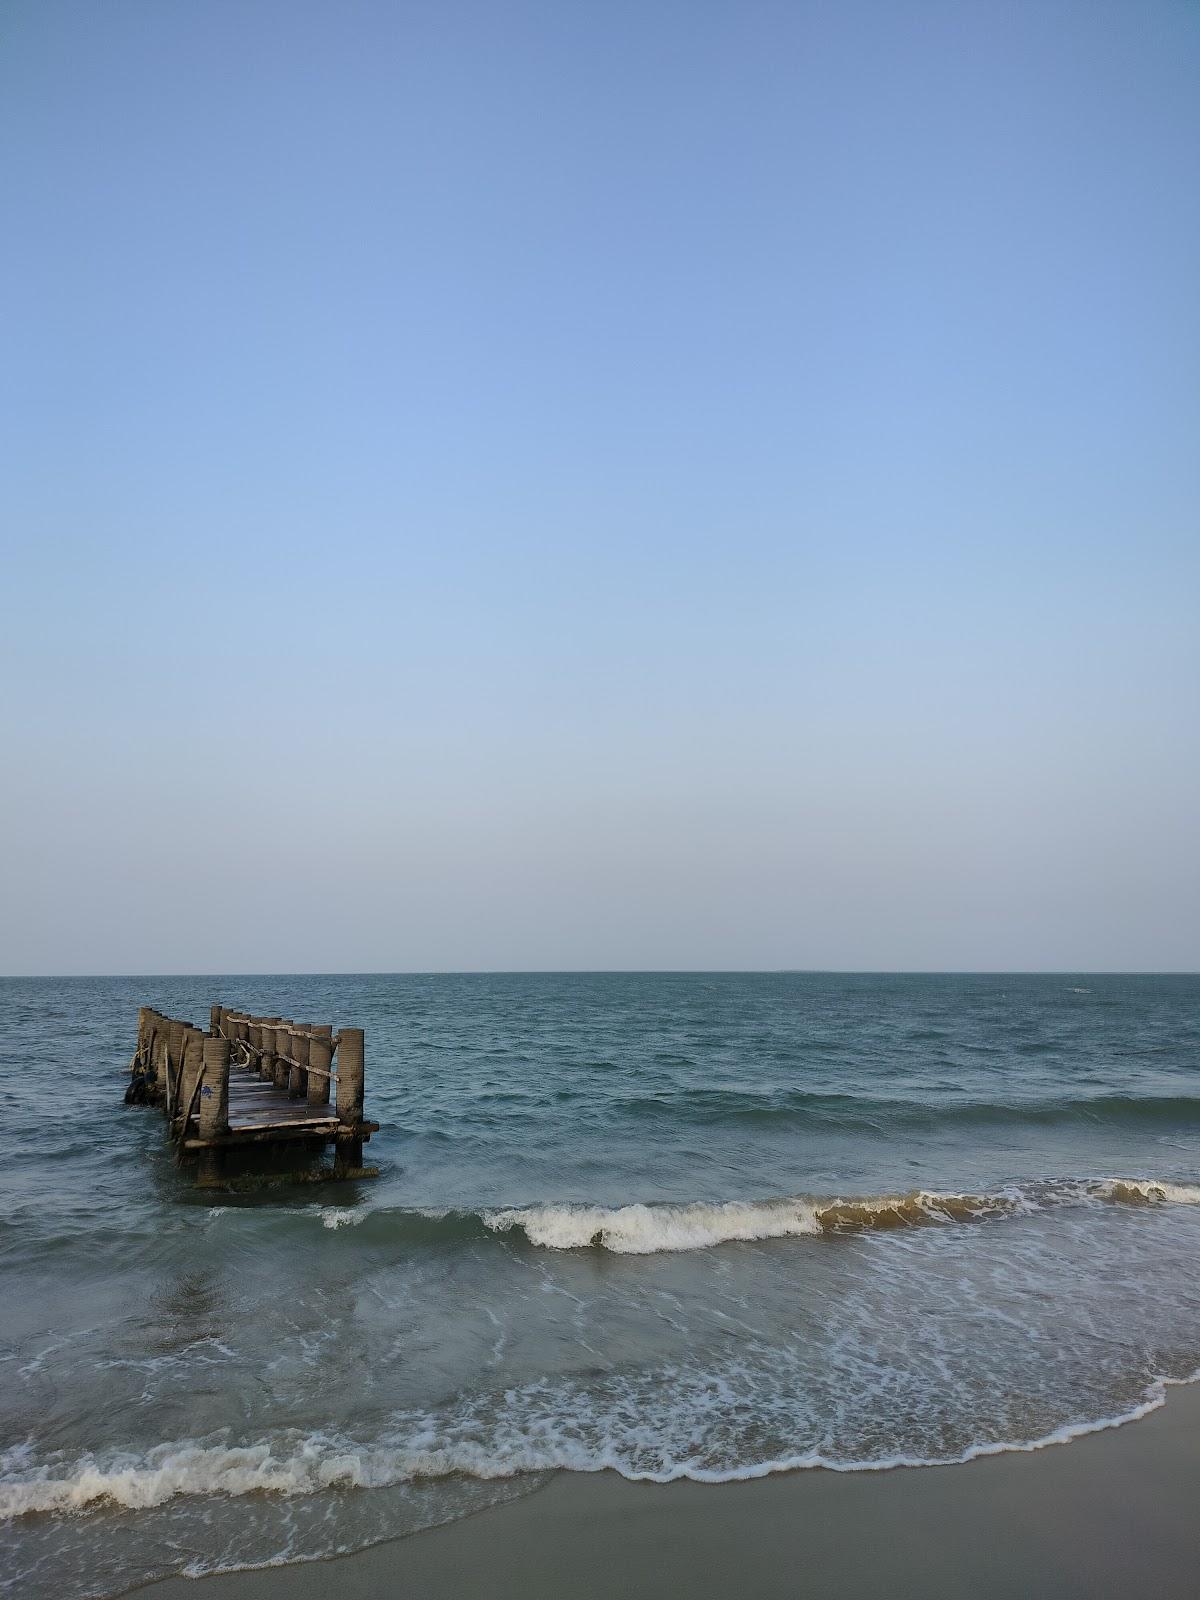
left=3, top=973, right=1200, bottom=1596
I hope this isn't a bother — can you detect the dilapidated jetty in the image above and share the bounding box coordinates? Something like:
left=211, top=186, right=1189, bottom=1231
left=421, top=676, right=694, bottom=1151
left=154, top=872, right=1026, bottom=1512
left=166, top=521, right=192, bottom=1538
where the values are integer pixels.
left=128, top=1004, right=379, bottom=1186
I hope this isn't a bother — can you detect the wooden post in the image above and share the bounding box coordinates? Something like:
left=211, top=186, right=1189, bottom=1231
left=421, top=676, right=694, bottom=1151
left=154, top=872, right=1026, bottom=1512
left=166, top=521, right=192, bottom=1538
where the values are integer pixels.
left=210, top=1003, right=222, bottom=1037
left=153, top=1018, right=169, bottom=1101
left=177, top=1029, right=204, bottom=1132
left=289, top=1024, right=310, bottom=1098
left=307, top=1024, right=332, bottom=1105
left=248, top=1021, right=261, bottom=1071
left=336, top=1028, right=364, bottom=1167
left=273, top=1023, right=291, bottom=1090
left=198, top=1036, right=230, bottom=1141
left=141, top=1013, right=157, bottom=1097
left=259, top=1018, right=280, bottom=1082
left=171, top=1026, right=192, bottom=1118
left=336, top=1028, right=364, bottom=1124
left=167, top=1020, right=185, bottom=1107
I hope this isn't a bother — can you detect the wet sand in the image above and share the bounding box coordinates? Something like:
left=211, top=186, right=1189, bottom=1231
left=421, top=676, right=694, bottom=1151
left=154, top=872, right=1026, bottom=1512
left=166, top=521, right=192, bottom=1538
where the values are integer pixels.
left=135, top=1381, right=1200, bottom=1600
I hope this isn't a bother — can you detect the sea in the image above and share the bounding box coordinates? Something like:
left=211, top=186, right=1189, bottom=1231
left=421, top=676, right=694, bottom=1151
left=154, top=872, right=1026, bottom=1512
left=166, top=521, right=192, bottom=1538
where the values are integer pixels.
left=3, top=972, right=1200, bottom=1597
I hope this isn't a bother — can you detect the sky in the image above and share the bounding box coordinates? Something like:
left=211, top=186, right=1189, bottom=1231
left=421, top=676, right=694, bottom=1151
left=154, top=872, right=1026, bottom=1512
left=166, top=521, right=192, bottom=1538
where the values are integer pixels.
left=1, top=0, right=1197, bottom=974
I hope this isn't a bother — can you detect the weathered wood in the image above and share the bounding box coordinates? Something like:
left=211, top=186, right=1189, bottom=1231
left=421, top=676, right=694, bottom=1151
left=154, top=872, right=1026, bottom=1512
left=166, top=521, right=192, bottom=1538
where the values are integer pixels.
left=336, top=1028, right=365, bottom=1127
left=289, top=1023, right=310, bottom=1099
left=168, top=1020, right=185, bottom=1087
left=307, top=1024, right=332, bottom=1106
left=198, top=1036, right=230, bottom=1141
left=184, top=1121, right=340, bottom=1148
left=127, top=1002, right=375, bottom=1186
left=183, top=1119, right=378, bottom=1149
left=151, top=1021, right=168, bottom=1102
left=259, top=1033, right=275, bottom=1083
left=177, top=1030, right=204, bottom=1131
left=273, top=1023, right=291, bottom=1090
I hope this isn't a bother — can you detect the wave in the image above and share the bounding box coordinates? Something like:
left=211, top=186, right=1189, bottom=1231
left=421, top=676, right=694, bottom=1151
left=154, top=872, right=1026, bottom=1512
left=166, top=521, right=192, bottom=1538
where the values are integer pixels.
left=482, top=1178, right=1200, bottom=1252
left=5, top=1366, right=1199, bottom=1520
left=203, top=1177, right=1200, bottom=1255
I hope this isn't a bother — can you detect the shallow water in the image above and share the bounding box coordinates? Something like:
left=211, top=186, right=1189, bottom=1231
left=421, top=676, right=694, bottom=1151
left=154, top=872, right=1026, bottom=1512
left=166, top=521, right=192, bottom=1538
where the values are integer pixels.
left=3, top=972, right=1200, bottom=1595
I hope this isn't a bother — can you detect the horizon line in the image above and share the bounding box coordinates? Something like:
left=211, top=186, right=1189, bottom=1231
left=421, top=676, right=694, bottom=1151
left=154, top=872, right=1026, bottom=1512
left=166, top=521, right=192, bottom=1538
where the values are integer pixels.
left=2, top=968, right=1198, bottom=981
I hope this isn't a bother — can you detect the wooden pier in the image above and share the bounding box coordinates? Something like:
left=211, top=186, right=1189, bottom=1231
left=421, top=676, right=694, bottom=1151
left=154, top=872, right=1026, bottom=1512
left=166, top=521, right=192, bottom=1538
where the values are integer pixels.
left=127, top=1004, right=379, bottom=1186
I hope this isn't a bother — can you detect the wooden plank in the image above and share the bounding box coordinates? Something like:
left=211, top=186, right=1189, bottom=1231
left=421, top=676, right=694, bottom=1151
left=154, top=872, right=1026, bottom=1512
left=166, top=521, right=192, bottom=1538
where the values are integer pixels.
left=184, top=1122, right=341, bottom=1149
left=229, top=1115, right=341, bottom=1132
left=231, top=1111, right=339, bottom=1127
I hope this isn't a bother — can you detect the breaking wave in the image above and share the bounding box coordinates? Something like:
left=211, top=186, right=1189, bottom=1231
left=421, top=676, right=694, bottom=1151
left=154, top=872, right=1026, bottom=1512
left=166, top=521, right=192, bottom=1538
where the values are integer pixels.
left=481, top=1178, right=1200, bottom=1252
left=210, top=1179, right=1200, bottom=1255
left=203, top=1178, right=1200, bottom=1256
left=5, top=1366, right=1199, bottom=1520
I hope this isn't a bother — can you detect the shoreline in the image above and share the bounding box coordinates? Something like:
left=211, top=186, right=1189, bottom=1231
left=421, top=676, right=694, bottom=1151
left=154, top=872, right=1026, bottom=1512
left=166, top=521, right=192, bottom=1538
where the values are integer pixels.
left=132, top=1378, right=1200, bottom=1600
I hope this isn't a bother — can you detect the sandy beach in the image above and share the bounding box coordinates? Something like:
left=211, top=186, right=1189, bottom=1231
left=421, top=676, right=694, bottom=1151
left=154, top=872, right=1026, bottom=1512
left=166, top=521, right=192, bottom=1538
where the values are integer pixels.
left=134, top=1380, right=1200, bottom=1600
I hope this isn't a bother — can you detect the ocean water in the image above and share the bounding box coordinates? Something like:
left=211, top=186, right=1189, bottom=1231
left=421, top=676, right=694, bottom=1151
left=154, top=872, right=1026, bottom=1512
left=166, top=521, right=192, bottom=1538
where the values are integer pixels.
left=3, top=971, right=1200, bottom=1596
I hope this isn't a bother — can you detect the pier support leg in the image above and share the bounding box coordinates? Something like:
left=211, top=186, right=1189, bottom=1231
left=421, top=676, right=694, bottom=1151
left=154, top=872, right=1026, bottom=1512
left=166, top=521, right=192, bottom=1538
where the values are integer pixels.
left=196, top=1148, right=224, bottom=1188
left=338, top=1135, right=364, bottom=1171
left=195, top=1036, right=230, bottom=1188
left=335, top=1028, right=365, bottom=1171
left=335, top=1029, right=364, bottom=1123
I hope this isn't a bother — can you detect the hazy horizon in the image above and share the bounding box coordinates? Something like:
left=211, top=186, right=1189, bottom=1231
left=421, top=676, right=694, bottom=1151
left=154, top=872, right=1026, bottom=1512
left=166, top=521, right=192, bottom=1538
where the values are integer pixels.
left=4, top=967, right=1197, bottom=981
left=3, top=1, right=1198, bottom=977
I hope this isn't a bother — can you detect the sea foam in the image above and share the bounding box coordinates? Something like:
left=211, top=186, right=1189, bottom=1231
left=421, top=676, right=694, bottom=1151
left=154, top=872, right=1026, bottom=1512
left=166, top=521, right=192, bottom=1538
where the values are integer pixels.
left=6, top=1366, right=1200, bottom=1519
left=482, top=1178, right=1200, bottom=1253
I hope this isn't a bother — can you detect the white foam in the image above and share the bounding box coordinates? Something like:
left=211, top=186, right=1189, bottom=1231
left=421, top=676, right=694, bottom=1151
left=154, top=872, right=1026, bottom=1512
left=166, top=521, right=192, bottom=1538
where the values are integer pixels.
left=483, top=1199, right=822, bottom=1253
left=481, top=1177, right=1200, bottom=1254
left=0, top=1440, right=364, bottom=1517
left=320, top=1209, right=364, bottom=1230
left=5, top=1366, right=1199, bottom=1518
left=1095, top=1178, right=1200, bottom=1205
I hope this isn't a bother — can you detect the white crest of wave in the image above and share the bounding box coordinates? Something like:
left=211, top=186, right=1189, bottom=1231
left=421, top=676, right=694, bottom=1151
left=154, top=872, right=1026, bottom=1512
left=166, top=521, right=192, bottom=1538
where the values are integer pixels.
left=1096, top=1178, right=1200, bottom=1205
left=483, top=1199, right=822, bottom=1252
left=320, top=1208, right=363, bottom=1229
left=0, top=1438, right=383, bottom=1518
left=482, top=1177, right=1200, bottom=1253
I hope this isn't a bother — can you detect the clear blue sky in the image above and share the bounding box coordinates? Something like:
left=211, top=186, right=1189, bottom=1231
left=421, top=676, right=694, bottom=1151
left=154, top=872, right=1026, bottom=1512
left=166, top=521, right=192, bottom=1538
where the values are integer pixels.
left=2, top=1, right=1197, bottom=974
